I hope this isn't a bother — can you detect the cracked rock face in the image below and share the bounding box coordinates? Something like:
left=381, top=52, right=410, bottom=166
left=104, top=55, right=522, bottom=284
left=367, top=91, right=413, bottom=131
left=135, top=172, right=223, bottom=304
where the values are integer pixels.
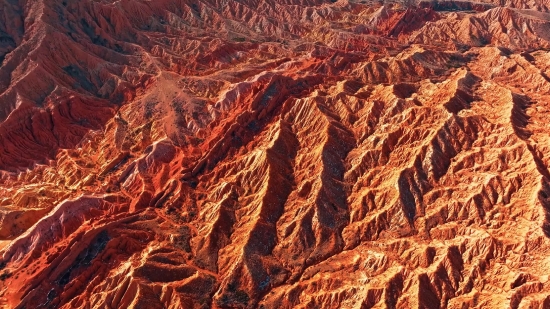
left=0, top=0, right=550, bottom=308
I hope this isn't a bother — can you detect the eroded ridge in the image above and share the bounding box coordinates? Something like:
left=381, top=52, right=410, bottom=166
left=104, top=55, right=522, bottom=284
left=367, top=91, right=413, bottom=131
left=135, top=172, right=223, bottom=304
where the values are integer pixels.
left=0, top=0, right=549, bottom=308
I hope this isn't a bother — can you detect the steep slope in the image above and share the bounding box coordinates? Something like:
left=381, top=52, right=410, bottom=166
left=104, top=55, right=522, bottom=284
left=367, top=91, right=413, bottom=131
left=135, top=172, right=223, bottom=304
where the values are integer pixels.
left=0, top=0, right=550, bottom=308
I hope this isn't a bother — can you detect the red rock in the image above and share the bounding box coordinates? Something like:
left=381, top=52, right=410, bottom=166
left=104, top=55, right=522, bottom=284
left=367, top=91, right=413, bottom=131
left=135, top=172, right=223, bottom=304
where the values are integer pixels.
left=0, top=0, right=549, bottom=308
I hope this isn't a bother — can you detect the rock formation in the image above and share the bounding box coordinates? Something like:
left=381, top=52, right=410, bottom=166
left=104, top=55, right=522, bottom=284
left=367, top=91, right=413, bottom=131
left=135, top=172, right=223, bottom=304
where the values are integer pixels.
left=0, top=0, right=549, bottom=308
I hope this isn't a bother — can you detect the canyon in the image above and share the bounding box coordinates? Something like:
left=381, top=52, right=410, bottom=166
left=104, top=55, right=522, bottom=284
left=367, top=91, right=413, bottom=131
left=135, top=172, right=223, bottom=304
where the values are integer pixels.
left=0, top=0, right=549, bottom=308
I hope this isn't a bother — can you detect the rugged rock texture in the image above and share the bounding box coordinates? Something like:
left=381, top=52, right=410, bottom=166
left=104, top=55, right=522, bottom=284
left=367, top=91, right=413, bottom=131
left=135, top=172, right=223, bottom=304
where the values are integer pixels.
left=0, top=0, right=550, bottom=308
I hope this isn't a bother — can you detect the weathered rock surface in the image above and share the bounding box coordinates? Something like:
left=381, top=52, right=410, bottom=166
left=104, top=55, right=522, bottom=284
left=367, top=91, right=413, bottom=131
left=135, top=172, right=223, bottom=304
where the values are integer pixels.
left=0, top=0, right=550, bottom=308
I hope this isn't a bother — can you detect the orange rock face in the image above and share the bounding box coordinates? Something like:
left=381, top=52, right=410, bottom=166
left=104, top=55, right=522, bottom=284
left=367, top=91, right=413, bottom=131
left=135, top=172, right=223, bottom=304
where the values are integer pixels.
left=0, top=0, right=550, bottom=308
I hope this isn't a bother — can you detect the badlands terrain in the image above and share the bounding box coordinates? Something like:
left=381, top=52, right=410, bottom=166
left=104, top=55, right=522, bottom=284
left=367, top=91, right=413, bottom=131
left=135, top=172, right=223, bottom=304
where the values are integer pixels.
left=0, top=0, right=550, bottom=308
